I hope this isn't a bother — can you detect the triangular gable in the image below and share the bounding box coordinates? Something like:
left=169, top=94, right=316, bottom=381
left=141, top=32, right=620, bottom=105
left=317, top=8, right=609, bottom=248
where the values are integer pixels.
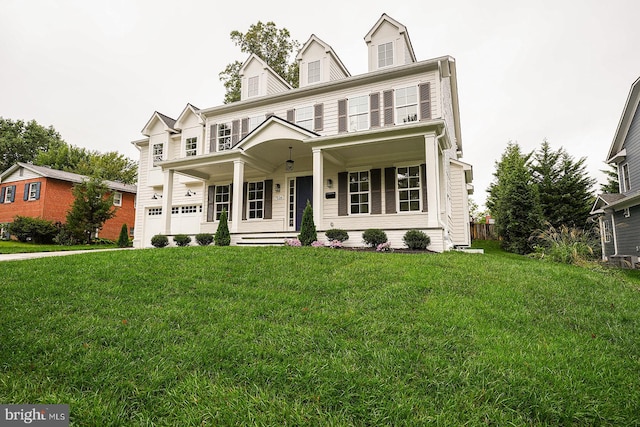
left=236, top=115, right=318, bottom=151
left=141, top=111, right=178, bottom=136
left=174, top=103, right=201, bottom=130
left=364, top=13, right=416, bottom=63
left=607, top=76, right=640, bottom=163
left=296, top=34, right=351, bottom=77
left=239, top=54, right=292, bottom=90
left=590, top=193, right=626, bottom=214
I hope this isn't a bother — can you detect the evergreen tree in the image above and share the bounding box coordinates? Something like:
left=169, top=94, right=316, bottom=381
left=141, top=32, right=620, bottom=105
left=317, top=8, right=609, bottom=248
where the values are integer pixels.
left=298, top=200, right=317, bottom=246
left=117, top=223, right=130, bottom=248
left=215, top=209, right=231, bottom=246
left=600, top=163, right=619, bottom=194
left=487, top=142, right=542, bottom=254
left=65, top=177, right=116, bottom=244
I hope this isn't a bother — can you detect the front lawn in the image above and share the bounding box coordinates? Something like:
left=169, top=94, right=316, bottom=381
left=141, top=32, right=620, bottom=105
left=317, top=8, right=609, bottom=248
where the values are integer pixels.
left=1, top=244, right=639, bottom=425
left=0, top=240, right=117, bottom=254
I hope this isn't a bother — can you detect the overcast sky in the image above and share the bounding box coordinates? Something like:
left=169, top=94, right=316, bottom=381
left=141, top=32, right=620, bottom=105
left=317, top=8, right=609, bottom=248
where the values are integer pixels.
left=2, top=0, right=639, bottom=208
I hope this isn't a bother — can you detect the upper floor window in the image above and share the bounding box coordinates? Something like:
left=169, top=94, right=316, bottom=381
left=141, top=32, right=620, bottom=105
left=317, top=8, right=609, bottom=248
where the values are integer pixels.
left=218, top=123, right=232, bottom=151
left=621, top=163, right=630, bottom=192
left=185, top=137, right=197, bottom=157
left=248, top=115, right=265, bottom=133
left=397, top=166, right=421, bottom=212
left=1, top=185, right=16, bottom=203
left=113, top=192, right=122, bottom=207
left=378, top=42, right=393, bottom=68
left=396, top=86, right=418, bottom=124
left=349, top=171, right=369, bottom=214
left=296, top=106, right=313, bottom=131
left=26, top=182, right=40, bottom=201
left=248, top=76, right=259, bottom=97
left=308, top=60, right=320, bottom=84
left=349, top=96, right=369, bottom=131
left=152, top=143, right=164, bottom=165
left=247, top=181, right=264, bottom=219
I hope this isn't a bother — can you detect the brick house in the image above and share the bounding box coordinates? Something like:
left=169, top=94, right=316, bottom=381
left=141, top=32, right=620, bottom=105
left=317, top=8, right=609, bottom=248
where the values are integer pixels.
left=0, top=162, right=137, bottom=241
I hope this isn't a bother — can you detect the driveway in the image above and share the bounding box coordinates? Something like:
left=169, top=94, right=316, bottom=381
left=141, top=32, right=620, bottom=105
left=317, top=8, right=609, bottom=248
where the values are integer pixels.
left=0, top=248, right=133, bottom=262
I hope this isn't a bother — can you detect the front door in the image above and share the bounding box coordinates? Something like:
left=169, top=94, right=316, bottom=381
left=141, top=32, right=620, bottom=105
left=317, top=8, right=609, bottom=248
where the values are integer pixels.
left=295, top=176, right=313, bottom=231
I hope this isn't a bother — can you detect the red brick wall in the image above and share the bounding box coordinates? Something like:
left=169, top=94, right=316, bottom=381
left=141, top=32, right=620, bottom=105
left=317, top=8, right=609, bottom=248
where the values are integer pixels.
left=0, top=178, right=49, bottom=223
left=100, top=191, right=136, bottom=240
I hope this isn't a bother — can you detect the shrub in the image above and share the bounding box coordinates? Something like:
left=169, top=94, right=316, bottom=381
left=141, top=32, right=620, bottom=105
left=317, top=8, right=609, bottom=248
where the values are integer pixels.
left=173, top=234, right=192, bottom=247
left=284, top=238, right=301, bottom=247
left=530, top=223, right=599, bottom=265
left=328, top=239, right=343, bottom=249
left=54, top=224, right=77, bottom=246
left=362, top=228, right=387, bottom=247
left=8, top=216, right=58, bottom=244
left=325, top=228, right=349, bottom=242
left=311, top=241, right=325, bottom=247
left=151, top=234, right=169, bottom=248
left=195, top=233, right=214, bottom=246
left=298, top=201, right=317, bottom=246
left=93, top=238, right=115, bottom=245
left=215, top=209, right=231, bottom=246
left=117, top=223, right=130, bottom=248
left=403, top=229, right=431, bottom=250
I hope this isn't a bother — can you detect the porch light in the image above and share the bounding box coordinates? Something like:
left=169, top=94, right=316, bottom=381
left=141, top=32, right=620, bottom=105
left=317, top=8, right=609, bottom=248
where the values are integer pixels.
left=286, top=146, right=294, bottom=171
left=327, top=178, right=333, bottom=188
left=275, top=183, right=281, bottom=192
left=185, top=189, right=196, bottom=196
left=151, top=193, right=162, bottom=199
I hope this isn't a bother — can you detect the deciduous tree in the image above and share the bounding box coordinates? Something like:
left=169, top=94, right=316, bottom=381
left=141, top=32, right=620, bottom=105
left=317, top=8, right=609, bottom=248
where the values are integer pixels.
left=0, top=118, right=66, bottom=172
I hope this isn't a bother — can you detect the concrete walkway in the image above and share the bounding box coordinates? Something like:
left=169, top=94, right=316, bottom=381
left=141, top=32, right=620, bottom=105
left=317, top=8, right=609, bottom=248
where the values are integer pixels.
left=0, top=248, right=133, bottom=262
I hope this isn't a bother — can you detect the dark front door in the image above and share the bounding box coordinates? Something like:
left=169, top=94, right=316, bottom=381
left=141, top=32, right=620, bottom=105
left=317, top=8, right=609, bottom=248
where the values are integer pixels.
left=295, top=176, right=313, bottom=231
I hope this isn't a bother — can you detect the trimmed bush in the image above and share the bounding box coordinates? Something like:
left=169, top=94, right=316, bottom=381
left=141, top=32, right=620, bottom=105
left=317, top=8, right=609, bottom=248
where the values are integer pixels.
left=151, top=234, right=169, bottom=248
left=362, top=228, right=387, bottom=247
left=8, top=216, right=58, bottom=244
left=215, top=209, right=230, bottom=246
left=117, top=224, right=130, bottom=248
left=298, top=201, right=317, bottom=246
left=403, top=229, right=431, bottom=250
left=195, top=233, right=214, bottom=246
left=173, top=234, right=192, bottom=247
left=325, top=228, right=349, bottom=242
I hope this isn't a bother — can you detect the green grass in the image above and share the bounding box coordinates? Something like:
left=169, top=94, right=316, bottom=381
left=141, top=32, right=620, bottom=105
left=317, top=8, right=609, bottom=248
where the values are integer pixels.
left=1, top=243, right=639, bottom=425
left=0, top=240, right=116, bottom=254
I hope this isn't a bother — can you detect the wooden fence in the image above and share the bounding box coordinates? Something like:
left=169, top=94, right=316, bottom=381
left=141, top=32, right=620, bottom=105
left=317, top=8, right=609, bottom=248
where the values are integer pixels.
left=470, top=222, right=497, bottom=241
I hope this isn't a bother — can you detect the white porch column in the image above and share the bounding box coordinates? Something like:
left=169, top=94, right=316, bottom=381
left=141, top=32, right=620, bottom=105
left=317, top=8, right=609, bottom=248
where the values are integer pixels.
left=231, top=159, right=245, bottom=233
left=161, top=169, right=174, bottom=234
left=312, top=148, right=324, bottom=228
left=425, top=133, right=441, bottom=228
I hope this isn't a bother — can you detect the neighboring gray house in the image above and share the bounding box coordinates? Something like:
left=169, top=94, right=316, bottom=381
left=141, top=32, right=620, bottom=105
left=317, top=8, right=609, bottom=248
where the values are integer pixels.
left=591, top=76, right=640, bottom=266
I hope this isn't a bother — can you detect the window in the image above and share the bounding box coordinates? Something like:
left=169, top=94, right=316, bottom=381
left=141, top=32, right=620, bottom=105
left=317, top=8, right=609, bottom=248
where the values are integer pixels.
left=185, top=137, right=197, bottom=157
left=624, top=208, right=631, bottom=218
left=308, top=60, right=320, bottom=84
left=621, top=163, right=630, bottom=192
left=248, top=115, right=265, bottom=133
left=248, top=76, right=259, bottom=97
left=378, top=42, right=393, bottom=68
left=296, top=106, right=313, bottom=131
left=215, top=185, right=230, bottom=221
left=171, top=207, right=180, bottom=215
left=603, top=219, right=612, bottom=243
left=113, top=192, right=122, bottom=207
left=181, top=205, right=200, bottom=214
left=27, top=183, right=39, bottom=201
left=152, top=143, right=164, bottom=165
left=247, top=181, right=264, bottom=219
left=396, top=86, right=418, bottom=124
left=397, top=166, right=421, bottom=212
left=288, top=179, right=296, bottom=227
left=148, top=208, right=162, bottom=216
left=218, top=123, right=232, bottom=151
left=349, top=171, right=369, bottom=214
left=3, top=186, right=15, bottom=203
left=349, top=96, right=369, bottom=131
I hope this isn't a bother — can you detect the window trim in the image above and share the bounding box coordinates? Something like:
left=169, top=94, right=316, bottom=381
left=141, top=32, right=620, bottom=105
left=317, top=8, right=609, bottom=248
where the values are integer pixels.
left=27, top=182, right=39, bottom=201
left=348, top=170, right=370, bottom=215
left=395, top=86, right=419, bottom=125
left=113, top=192, right=123, bottom=207
left=152, top=143, right=164, bottom=165
left=185, top=137, right=198, bottom=157
left=247, top=181, right=265, bottom=220
left=247, top=76, right=259, bottom=97
left=396, top=165, right=422, bottom=213
left=218, top=122, right=232, bottom=151
left=378, top=42, right=394, bottom=68
left=295, top=106, right=314, bottom=131
left=215, top=184, right=231, bottom=221
left=308, top=60, right=321, bottom=84
left=348, top=95, right=369, bottom=132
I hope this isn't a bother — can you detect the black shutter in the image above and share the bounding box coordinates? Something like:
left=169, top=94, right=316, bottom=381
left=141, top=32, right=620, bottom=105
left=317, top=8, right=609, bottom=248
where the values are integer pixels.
left=8, top=185, right=15, bottom=202
left=242, top=182, right=248, bottom=220
left=384, top=167, right=396, bottom=214
left=338, top=99, right=347, bottom=133
left=34, top=182, right=41, bottom=200
left=264, top=180, right=273, bottom=219
left=241, top=118, right=249, bottom=138
left=338, top=172, right=348, bottom=216
left=0, top=187, right=5, bottom=203
left=23, top=183, right=29, bottom=201
left=231, top=120, right=239, bottom=145
left=383, top=90, right=394, bottom=126
left=421, top=164, right=428, bottom=212
left=207, top=185, right=215, bottom=222
left=209, top=124, right=216, bottom=152
left=419, top=83, right=431, bottom=120
left=229, top=184, right=233, bottom=220
left=370, top=169, right=381, bottom=214
left=314, top=103, right=324, bottom=131
left=370, top=93, right=380, bottom=128
left=287, top=109, right=295, bottom=122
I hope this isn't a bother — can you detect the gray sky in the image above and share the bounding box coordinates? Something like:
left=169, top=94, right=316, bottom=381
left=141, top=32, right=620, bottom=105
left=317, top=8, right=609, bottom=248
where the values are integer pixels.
left=2, top=0, right=639, bottom=209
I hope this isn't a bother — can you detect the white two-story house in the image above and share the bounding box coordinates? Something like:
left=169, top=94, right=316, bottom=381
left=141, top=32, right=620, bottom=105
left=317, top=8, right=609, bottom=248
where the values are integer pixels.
left=132, top=14, right=473, bottom=251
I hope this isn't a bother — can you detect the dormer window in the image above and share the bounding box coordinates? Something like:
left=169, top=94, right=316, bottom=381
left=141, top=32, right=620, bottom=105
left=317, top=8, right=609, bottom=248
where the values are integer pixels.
left=308, top=60, right=320, bottom=84
left=378, top=42, right=394, bottom=68
left=247, top=76, right=259, bottom=97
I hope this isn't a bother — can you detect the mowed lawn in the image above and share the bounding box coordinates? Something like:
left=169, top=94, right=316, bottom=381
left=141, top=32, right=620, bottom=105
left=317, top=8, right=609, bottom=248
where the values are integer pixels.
left=1, top=243, right=639, bottom=426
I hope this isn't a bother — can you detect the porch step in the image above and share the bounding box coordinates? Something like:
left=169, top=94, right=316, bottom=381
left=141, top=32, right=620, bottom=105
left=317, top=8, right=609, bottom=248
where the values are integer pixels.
left=236, top=234, right=298, bottom=246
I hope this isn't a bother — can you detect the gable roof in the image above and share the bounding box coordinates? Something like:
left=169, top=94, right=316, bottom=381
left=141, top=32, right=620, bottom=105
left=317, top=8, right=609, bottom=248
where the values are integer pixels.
left=0, top=162, right=137, bottom=194
left=141, top=111, right=178, bottom=136
left=607, top=76, right=640, bottom=163
left=239, top=54, right=293, bottom=90
left=296, top=34, right=351, bottom=77
left=364, top=13, right=416, bottom=63
left=174, top=103, right=201, bottom=130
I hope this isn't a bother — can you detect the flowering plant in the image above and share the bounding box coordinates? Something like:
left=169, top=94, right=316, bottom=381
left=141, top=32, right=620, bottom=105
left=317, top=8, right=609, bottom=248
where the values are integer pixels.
left=376, top=241, right=392, bottom=252
left=328, top=239, right=343, bottom=249
left=284, top=238, right=302, bottom=247
left=311, top=240, right=325, bottom=247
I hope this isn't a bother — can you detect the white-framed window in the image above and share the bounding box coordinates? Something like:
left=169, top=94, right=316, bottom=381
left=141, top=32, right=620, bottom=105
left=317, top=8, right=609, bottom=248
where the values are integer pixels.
left=349, top=171, right=369, bottom=214
left=296, top=106, right=314, bottom=131
left=113, top=192, right=122, bottom=207
left=621, top=163, right=630, bottom=192
left=396, top=86, right=418, bottom=124
left=215, top=185, right=231, bottom=221
left=248, top=115, right=265, bottom=133
left=397, top=165, right=421, bottom=212
left=308, top=60, right=320, bottom=84
left=4, top=186, right=15, bottom=203
left=378, top=42, right=393, bottom=68
left=288, top=179, right=296, bottom=228
left=218, top=122, right=232, bottom=151
left=148, top=208, right=162, bottom=216
left=247, top=181, right=264, bottom=219
left=248, top=76, right=259, bottom=97
left=152, top=143, right=164, bottom=165
left=349, top=95, right=369, bottom=131
left=185, top=137, right=197, bottom=157
left=624, top=208, right=631, bottom=218
left=27, top=183, right=39, bottom=201
left=603, top=219, right=612, bottom=243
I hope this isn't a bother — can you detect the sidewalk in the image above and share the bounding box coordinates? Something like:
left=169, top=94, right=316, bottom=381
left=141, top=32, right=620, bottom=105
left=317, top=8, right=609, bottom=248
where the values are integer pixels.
left=0, top=248, right=133, bottom=262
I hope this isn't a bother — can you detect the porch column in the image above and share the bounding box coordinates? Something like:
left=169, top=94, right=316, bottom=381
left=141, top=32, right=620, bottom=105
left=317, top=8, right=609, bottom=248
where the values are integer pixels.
left=425, top=133, right=441, bottom=228
left=161, top=169, right=174, bottom=234
left=312, top=148, right=323, bottom=228
left=231, top=159, right=245, bottom=233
